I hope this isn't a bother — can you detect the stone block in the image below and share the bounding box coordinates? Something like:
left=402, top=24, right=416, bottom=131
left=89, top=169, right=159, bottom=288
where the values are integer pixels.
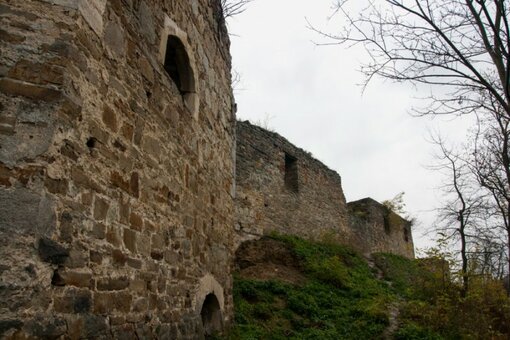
left=65, top=249, right=88, bottom=268
left=102, top=105, right=117, bottom=132
left=103, top=20, right=125, bottom=59
left=111, top=171, right=130, bottom=193
left=82, top=315, right=108, bottom=338
left=127, top=257, right=142, bottom=269
left=137, top=233, right=150, bottom=257
left=139, top=56, right=154, bottom=83
left=45, top=177, right=68, bottom=195
left=130, top=172, right=139, bottom=198
left=137, top=1, right=155, bottom=45
left=132, top=297, right=148, bottom=313
left=106, top=226, right=122, bottom=247
left=71, top=167, right=102, bottom=192
left=121, top=123, right=134, bottom=141
left=93, top=197, right=109, bottom=220
left=53, top=289, right=92, bottom=313
left=129, top=212, right=143, bottom=231
left=97, top=276, right=129, bottom=291
left=112, top=249, right=127, bottom=266
left=93, top=291, right=132, bottom=314
left=0, top=188, right=56, bottom=237
left=0, top=98, right=57, bottom=165
left=0, top=78, right=61, bottom=102
left=123, top=228, right=137, bottom=253
left=92, top=223, right=106, bottom=239
left=8, top=60, right=64, bottom=86
left=79, top=0, right=106, bottom=36
left=40, top=0, right=79, bottom=8
left=129, top=279, right=147, bottom=293
left=52, top=269, right=94, bottom=288
left=25, top=315, right=66, bottom=339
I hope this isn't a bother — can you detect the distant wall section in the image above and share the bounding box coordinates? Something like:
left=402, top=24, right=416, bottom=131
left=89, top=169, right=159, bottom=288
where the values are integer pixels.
left=235, top=121, right=350, bottom=246
left=348, top=198, right=415, bottom=258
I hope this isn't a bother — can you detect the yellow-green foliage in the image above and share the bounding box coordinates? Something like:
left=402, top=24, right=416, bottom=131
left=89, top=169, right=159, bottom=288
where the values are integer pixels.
left=375, top=253, right=510, bottom=339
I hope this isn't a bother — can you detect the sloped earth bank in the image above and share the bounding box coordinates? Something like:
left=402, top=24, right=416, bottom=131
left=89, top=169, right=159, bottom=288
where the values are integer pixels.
left=224, top=236, right=395, bottom=339
left=222, top=235, right=510, bottom=339
left=235, top=238, right=306, bottom=285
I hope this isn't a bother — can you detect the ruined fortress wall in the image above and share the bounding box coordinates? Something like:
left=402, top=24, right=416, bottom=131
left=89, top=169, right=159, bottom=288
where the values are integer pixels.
left=0, top=1, right=235, bottom=338
left=235, top=122, right=415, bottom=259
left=235, top=121, right=350, bottom=245
left=348, top=198, right=415, bottom=258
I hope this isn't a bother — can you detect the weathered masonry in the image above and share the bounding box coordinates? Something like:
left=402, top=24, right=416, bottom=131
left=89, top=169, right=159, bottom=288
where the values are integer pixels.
left=0, top=0, right=235, bottom=338
left=235, top=120, right=351, bottom=245
left=348, top=198, right=415, bottom=258
left=0, top=0, right=416, bottom=337
left=235, top=121, right=415, bottom=259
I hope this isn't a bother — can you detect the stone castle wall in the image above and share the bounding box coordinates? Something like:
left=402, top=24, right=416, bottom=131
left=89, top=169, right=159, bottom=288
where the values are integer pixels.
left=0, top=1, right=235, bottom=338
left=348, top=198, right=415, bottom=258
left=0, top=1, right=416, bottom=337
left=235, top=121, right=415, bottom=259
left=235, top=121, right=351, bottom=245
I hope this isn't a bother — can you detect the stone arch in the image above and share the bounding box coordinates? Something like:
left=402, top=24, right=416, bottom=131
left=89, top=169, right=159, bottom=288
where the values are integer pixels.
left=201, top=293, right=223, bottom=337
left=194, top=274, right=225, bottom=336
left=158, top=15, right=199, bottom=119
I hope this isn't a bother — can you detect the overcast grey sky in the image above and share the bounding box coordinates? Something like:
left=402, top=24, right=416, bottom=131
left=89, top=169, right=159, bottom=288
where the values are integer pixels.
left=227, top=0, right=474, bottom=252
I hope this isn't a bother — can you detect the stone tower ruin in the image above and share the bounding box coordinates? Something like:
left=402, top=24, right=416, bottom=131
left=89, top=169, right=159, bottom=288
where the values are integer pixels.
left=0, top=0, right=235, bottom=338
left=0, top=1, right=416, bottom=339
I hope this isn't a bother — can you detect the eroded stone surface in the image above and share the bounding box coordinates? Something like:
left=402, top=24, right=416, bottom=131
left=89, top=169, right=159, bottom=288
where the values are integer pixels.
left=235, top=121, right=415, bottom=259
left=0, top=0, right=234, bottom=338
left=235, top=120, right=350, bottom=245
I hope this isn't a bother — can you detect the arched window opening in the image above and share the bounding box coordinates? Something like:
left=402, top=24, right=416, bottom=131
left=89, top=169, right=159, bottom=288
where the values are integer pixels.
left=200, top=293, right=223, bottom=338
left=164, top=35, right=195, bottom=95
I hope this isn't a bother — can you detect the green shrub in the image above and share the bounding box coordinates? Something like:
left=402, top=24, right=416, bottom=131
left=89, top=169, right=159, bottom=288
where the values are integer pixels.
left=394, top=322, right=443, bottom=340
left=223, top=235, right=510, bottom=340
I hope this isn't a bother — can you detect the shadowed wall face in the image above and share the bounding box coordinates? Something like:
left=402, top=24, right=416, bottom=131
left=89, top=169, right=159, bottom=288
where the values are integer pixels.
left=0, top=0, right=235, bottom=338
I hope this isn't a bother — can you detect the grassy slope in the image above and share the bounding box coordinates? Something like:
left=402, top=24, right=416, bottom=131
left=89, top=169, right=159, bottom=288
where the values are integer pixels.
left=221, top=235, right=510, bottom=340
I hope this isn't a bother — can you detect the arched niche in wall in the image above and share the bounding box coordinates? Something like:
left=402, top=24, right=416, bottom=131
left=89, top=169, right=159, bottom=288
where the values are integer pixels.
left=158, top=15, right=199, bottom=119
left=194, top=274, right=225, bottom=337
left=201, top=293, right=223, bottom=337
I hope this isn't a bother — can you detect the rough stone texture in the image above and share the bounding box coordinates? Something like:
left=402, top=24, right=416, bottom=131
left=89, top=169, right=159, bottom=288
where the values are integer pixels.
left=235, top=120, right=350, bottom=244
left=235, top=121, right=415, bottom=259
left=348, top=198, right=415, bottom=258
left=0, top=0, right=235, bottom=339
left=0, top=0, right=416, bottom=337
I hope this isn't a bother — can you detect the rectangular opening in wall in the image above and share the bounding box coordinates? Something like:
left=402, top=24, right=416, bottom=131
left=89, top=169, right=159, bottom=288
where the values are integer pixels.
left=284, top=153, right=299, bottom=193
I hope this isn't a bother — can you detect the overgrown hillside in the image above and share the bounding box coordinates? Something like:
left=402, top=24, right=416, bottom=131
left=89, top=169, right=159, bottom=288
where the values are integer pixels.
left=220, top=235, right=510, bottom=340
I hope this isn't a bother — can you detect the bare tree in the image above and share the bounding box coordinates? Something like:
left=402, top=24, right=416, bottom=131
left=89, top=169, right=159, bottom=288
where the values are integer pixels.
left=221, top=0, right=253, bottom=20
left=314, top=0, right=510, bottom=287
left=471, top=105, right=510, bottom=282
left=430, top=134, right=485, bottom=296
left=312, top=0, right=510, bottom=118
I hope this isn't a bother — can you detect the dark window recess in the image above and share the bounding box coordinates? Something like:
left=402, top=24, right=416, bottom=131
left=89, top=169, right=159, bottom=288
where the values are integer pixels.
left=201, top=293, right=223, bottom=337
left=383, top=216, right=391, bottom=235
left=284, top=153, right=299, bottom=192
left=404, top=228, right=410, bottom=242
left=164, top=36, right=193, bottom=95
